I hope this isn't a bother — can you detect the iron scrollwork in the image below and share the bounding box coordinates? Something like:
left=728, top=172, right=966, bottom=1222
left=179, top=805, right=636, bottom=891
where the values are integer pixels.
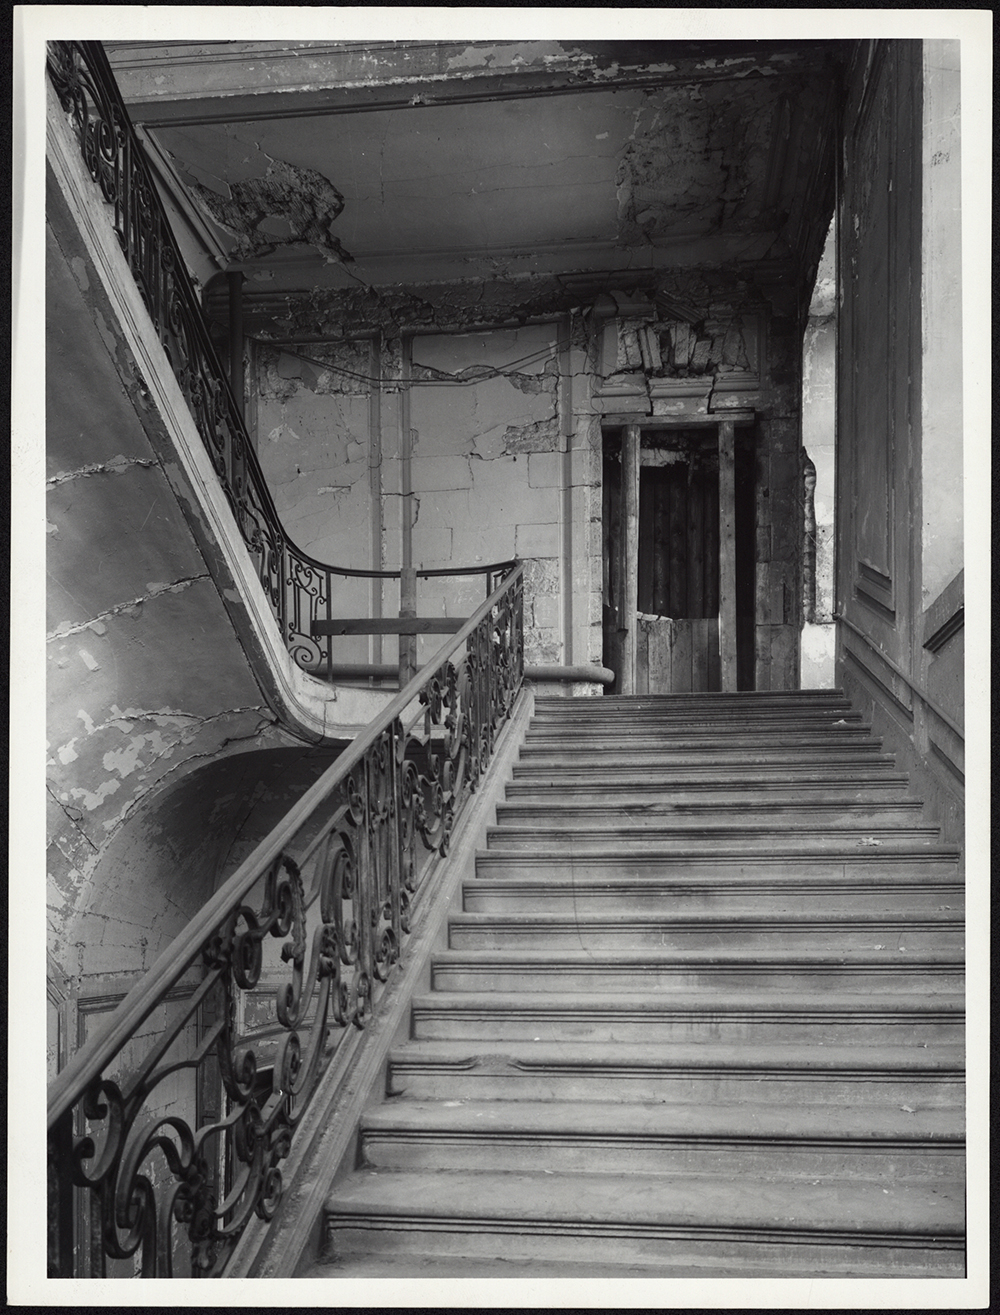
left=48, top=567, right=524, bottom=1276
left=46, top=38, right=349, bottom=676
left=46, top=38, right=526, bottom=1277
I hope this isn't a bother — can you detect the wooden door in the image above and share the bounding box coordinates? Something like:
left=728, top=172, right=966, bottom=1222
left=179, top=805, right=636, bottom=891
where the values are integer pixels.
left=635, top=454, right=720, bottom=694
left=602, top=420, right=754, bottom=695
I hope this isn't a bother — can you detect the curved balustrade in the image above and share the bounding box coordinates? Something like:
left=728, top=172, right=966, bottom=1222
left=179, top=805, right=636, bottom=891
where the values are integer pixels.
left=47, top=566, right=524, bottom=1277
left=46, top=39, right=508, bottom=681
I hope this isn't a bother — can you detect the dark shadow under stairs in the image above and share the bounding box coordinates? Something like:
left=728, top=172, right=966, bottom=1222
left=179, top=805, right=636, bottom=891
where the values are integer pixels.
left=305, top=691, right=965, bottom=1278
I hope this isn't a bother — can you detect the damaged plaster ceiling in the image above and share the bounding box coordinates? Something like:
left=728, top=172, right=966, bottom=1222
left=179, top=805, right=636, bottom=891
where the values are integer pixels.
left=110, top=40, right=843, bottom=325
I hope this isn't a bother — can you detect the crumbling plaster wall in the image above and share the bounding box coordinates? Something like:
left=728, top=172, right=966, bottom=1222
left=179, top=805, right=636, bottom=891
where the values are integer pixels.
left=249, top=318, right=603, bottom=674
left=247, top=267, right=804, bottom=691
left=406, top=326, right=566, bottom=665
left=255, top=338, right=378, bottom=665
left=46, top=223, right=321, bottom=1056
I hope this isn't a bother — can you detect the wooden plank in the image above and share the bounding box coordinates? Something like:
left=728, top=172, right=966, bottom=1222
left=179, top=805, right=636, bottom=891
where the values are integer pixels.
left=313, top=617, right=467, bottom=636
left=620, top=423, right=641, bottom=695
left=653, top=472, right=670, bottom=616
left=673, top=618, right=693, bottom=693
left=687, top=467, right=705, bottom=618
left=668, top=469, right=686, bottom=619
left=691, top=618, right=709, bottom=691
left=637, top=469, right=655, bottom=613
left=705, top=468, right=720, bottom=616
left=635, top=618, right=650, bottom=696
left=718, top=419, right=738, bottom=691
left=707, top=616, right=722, bottom=690
left=647, top=618, right=674, bottom=694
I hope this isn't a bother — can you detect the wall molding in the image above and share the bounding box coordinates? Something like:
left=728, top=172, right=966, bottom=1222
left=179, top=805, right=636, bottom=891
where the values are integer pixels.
left=923, top=569, right=964, bottom=653
left=838, top=612, right=963, bottom=741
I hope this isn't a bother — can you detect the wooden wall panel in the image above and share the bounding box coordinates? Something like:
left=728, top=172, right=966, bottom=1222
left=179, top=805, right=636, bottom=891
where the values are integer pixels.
left=839, top=41, right=921, bottom=642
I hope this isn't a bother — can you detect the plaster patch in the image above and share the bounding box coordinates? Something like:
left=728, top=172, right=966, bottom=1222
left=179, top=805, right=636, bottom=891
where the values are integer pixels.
left=71, top=779, right=122, bottom=812
left=79, top=649, right=100, bottom=672
left=503, top=419, right=560, bottom=454
left=57, top=741, right=79, bottom=765
left=69, top=256, right=90, bottom=290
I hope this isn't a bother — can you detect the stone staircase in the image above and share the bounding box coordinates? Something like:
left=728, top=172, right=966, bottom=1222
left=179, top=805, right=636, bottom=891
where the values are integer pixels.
left=311, top=691, right=966, bottom=1278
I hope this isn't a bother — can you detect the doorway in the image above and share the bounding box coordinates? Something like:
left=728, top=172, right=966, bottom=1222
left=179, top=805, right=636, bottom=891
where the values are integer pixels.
left=602, top=420, right=756, bottom=694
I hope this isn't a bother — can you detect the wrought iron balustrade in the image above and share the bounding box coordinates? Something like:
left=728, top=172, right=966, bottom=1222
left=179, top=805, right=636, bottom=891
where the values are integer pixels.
left=46, top=39, right=510, bottom=678
left=47, top=565, right=525, bottom=1277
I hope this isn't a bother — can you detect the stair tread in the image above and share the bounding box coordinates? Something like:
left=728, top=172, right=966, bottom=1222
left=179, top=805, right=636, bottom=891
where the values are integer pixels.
left=468, top=873, right=963, bottom=887
left=391, top=1038, right=965, bottom=1071
left=362, top=1099, right=965, bottom=1141
left=433, top=948, right=963, bottom=965
left=412, top=989, right=965, bottom=1013
left=476, top=851, right=962, bottom=865
left=325, top=1167, right=965, bottom=1234
left=449, top=911, right=962, bottom=927
left=320, top=690, right=966, bottom=1275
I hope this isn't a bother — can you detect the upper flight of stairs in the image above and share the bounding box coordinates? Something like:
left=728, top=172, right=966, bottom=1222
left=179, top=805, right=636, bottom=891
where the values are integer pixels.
left=310, top=691, right=966, bottom=1278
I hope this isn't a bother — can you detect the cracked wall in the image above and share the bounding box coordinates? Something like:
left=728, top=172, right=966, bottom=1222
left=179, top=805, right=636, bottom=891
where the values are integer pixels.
left=250, top=322, right=595, bottom=670
left=407, top=326, right=565, bottom=664
left=246, top=267, right=806, bottom=687
left=46, top=222, right=313, bottom=1050
left=255, top=338, right=381, bottom=663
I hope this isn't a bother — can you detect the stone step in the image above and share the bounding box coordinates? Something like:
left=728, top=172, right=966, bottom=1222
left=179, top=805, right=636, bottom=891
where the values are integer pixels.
left=512, top=757, right=901, bottom=781
left=322, top=1167, right=964, bottom=1275
left=409, top=989, right=965, bottom=1045
left=386, top=1039, right=966, bottom=1107
left=430, top=949, right=964, bottom=995
left=446, top=912, right=963, bottom=953
left=359, top=1099, right=965, bottom=1180
left=524, top=722, right=873, bottom=742
left=534, top=692, right=852, bottom=709
left=529, top=705, right=862, bottom=723
left=527, top=721, right=870, bottom=740
left=517, top=748, right=894, bottom=770
left=474, top=850, right=961, bottom=881
left=504, top=778, right=913, bottom=803
left=521, top=733, right=884, bottom=754
left=494, top=800, right=926, bottom=829
left=462, top=875, right=965, bottom=917
left=485, top=825, right=945, bottom=855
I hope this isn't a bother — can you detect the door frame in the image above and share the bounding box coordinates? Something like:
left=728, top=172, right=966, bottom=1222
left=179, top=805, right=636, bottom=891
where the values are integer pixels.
left=601, top=412, right=755, bottom=695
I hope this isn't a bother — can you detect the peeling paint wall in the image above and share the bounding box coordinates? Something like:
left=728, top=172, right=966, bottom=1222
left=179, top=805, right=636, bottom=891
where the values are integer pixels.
left=407, top=326, right=564, bottom=664
left=250, top=321, right=600, bottom=672
left=46, top=220, right=314, bottom=1058
left=255, top=338, right=379, bottom=662
left=249, top=269, right=807, bottom=691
